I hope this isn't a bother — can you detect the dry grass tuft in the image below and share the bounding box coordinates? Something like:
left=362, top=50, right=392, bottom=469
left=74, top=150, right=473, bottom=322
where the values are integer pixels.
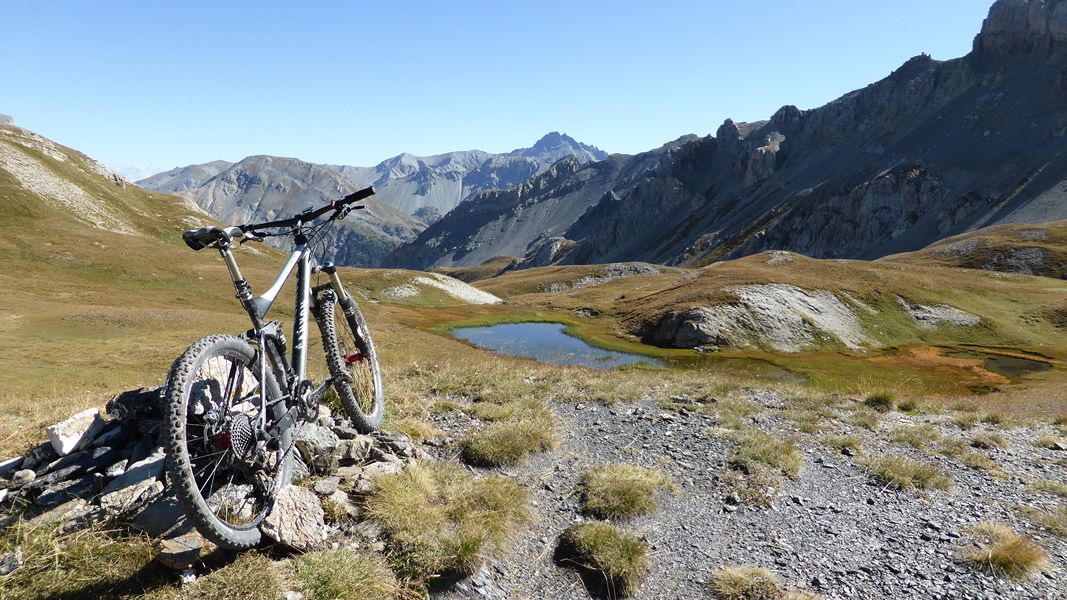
left=863, top=392, right=896, bottom=413
left=729, top=429, right=803, bottom=479
left=1032, top=434, right=1064, bottom=450
left=182, top=552, right=282, bottom=600
left=970, top=432, right=1007, bottom=450
left=889, top=424, right=944, bottom=450
left=848, top=407, right=882, bottom=431
left=364, top=461, right=531, bottom=581
left=862, top=456, right=952, bottom=491
left=959, top=451, right=1006, bottom=478
left=1031, top=479, right=1067, bottom=498
left=953, top=411, right=980, bottom=430
left=708, top=565, right=782, bottom=599
left=820, top=434, right=860, bottom=454
left=291, top=548, right=398, bottom=600
left=1019, top=504, right=1067, bottom=537
left=461, top=412, right=557, bottom=466
left=578, top=463, right=673, bottom=519
left=964, top=522, right=1048, bottom=579
left=557, top=522, right=648, bottom=597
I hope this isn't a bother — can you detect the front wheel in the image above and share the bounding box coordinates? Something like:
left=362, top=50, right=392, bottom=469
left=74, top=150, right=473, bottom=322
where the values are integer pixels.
left=163, top=335, right=292, bottom=549
left=316, top=290, right=384, bottom=432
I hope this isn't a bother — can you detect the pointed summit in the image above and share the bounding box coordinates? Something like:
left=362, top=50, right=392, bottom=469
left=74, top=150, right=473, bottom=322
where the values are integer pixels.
left=512, top=132, right=608, bottom=164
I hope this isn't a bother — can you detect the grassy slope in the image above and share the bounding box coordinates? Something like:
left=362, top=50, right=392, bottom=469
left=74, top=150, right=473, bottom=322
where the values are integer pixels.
left=883, top=220, right=1067, bottom=279
left=0, top=126, right=303, bottom=445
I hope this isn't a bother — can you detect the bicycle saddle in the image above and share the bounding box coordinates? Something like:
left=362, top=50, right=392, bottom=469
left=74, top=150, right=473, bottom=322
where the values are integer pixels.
left=183, top=226, right=244, bottom=251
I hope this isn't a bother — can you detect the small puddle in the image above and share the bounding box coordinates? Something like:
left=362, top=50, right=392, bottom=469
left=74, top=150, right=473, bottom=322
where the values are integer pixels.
left=452, top=322, right=664, bottom=370
left=946, top=350, right=1052, bottom=379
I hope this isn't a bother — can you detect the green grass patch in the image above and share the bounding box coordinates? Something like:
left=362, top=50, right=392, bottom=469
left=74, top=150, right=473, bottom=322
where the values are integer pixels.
left=364, top=462, right=531, bottom=581
left=179, top=552, right=282, bottom=600
left=557, top=522, right=648, bottom=597
left=578, top=463, right=673, bottom=519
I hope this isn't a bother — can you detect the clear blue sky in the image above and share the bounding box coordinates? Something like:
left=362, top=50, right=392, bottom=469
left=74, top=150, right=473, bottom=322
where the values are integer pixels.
left=1, top=0, right=993, bottom=180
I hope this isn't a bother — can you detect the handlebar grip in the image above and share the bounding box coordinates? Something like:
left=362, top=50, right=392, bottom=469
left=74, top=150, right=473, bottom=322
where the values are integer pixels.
left=337, top=186, right=375, bottom=207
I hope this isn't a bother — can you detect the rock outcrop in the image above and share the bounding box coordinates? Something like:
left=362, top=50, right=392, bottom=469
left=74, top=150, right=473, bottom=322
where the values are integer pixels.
left=0, top=387, right=420, bottom=561
left=973, top=0, right=1067, bottom=56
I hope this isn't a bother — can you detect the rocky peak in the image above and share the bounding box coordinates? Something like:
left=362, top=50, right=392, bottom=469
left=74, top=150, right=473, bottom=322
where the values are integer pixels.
left=0, top=114, right=12, bottom=126
left=973, top=0, right=1067, bottom=56
left=514, top=132, right=608, bottom=164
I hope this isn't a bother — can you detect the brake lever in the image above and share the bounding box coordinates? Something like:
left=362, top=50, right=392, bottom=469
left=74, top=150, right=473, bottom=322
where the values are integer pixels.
left=239, top=231, right=265, bottom=244
left=334, top=205, right=366, bottom=221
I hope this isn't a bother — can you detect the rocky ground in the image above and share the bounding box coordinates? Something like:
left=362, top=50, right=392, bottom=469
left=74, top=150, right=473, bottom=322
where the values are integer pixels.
left=1, top=385, right=1064, bottom=599
left=430, top=390, right=1065, bottom=600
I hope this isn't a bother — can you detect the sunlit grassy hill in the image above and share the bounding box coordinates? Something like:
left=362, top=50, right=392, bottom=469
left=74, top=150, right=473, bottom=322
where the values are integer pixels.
left=883, top=220, right=1067, bottom=279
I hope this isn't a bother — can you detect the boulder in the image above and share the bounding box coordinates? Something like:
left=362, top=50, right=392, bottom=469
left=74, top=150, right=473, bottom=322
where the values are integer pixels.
left=260, top=485, right=326, bottom=551
left=46, top=408, right=106, bottom=456
left=293, top=422, right=340, bottom=474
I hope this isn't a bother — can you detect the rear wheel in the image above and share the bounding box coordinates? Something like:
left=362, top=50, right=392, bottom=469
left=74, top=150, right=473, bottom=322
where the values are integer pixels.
left=163, top=335, right=292, bottom=549
left=316, top=289, right=384, bottom=432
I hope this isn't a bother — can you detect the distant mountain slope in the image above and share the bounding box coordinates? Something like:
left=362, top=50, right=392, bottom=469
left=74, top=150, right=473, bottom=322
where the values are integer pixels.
left=173, top=155, right=426, bottom=266
left=137, top=160, right=233, bottom=193
left=883, top=220, right=1067, bottom=278
left=390, top=0, right=1067, bottom=272
left=386, top=136, right=699, bottom=269
left=138, top=132, right=606, bottom=265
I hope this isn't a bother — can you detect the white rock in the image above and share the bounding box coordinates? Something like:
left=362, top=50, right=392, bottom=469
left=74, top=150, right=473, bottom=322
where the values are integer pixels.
left=260, top=485, right=326, bottom=552
left=46, top=408, right=106, bottom=456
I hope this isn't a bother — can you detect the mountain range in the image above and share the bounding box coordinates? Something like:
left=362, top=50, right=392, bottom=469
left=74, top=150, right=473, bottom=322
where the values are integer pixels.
left=388, top=0, right=1067, bottom=271
left=138, top=133, right=606, bottom=265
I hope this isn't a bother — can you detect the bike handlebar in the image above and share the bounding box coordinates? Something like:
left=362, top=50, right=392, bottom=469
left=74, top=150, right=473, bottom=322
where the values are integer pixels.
left=182, top=186, right=375, bottom=251
left=242, top=185, right=375, bottom=233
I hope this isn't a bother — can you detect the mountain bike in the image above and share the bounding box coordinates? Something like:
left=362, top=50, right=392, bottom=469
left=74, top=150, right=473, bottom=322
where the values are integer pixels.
left=163, top=186, right=384, bottom=549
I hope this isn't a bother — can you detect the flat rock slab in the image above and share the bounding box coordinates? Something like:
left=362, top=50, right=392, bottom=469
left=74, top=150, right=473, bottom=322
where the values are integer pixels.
left=98, top=447, right=164, bottom=512
left=47, top=408, right=106, bottom=456
left=158, top=533, right=205, bottom=570
left=261, top=485, right=325, bottom=552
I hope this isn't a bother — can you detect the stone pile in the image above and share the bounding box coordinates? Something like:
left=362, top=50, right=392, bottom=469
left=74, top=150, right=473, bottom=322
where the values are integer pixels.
left=0, top=387, right=419, bottom=569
